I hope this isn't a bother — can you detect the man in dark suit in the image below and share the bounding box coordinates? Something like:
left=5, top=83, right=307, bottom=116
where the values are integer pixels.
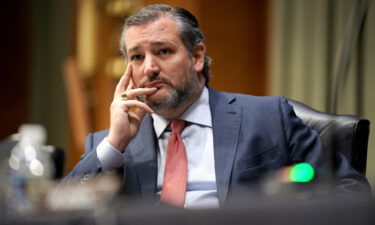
left=63, top=4, right=369, bottom=208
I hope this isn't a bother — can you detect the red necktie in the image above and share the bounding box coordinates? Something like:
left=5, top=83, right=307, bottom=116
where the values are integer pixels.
left=160, top=120, right=188, bottom=207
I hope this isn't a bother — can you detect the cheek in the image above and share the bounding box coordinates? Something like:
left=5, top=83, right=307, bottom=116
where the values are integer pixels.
left=163, top=66, right=184, bottom=84
left=165, top=59, right=190, bottom=79
left=131, top=67, right=144, bottom=86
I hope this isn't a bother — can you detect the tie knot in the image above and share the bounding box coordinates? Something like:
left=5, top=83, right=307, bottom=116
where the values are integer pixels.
left=170, top=120, right=186, bottom=134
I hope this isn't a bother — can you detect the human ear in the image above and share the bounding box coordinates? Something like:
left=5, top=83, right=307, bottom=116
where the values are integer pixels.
left=192, top=42, right=205, bottom=73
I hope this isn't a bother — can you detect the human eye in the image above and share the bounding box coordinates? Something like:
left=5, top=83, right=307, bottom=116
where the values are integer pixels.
left=130, top=54, right=144, bottom=61
left=157, top=48, right=171, bottom=55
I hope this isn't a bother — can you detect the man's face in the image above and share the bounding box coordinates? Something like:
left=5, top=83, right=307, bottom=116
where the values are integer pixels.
left=124, top=16, right=205, bottom=115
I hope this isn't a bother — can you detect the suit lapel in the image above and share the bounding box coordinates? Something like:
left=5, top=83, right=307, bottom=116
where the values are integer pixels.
left=127, top=89, right=242, bottom=204
left=209, top=88, right=242, bottom=205
left=128, top=115, right=158, bottom=198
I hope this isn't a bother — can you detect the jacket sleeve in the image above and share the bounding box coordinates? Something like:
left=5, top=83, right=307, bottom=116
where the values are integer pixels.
left=279, top=97, right=371, bottom=194
left=60, top=133, right=103, bottom=186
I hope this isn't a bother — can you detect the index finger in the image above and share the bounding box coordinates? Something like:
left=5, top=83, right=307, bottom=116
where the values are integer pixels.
left=114, top=63, right=132, bottom=98
left=126, top=73, right=136, bottom=91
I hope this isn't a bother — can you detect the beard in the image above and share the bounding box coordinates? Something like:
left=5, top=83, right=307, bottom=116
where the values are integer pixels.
left=140, top=63, right=201, bottom=116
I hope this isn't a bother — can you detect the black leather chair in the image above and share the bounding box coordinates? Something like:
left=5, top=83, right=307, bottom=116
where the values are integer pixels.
left=288, top=100, right=370, bottom=175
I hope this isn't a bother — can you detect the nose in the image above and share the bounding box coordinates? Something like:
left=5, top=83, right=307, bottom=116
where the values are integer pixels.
left=143, top=54, right=160, bottom=77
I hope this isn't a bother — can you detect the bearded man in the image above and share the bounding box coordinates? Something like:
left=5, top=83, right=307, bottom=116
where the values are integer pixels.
left=63, top=4, right=370, bottom=208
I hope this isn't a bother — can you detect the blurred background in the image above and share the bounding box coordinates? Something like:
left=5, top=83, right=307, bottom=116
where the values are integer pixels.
left=0, top=0, right=374, bottom=190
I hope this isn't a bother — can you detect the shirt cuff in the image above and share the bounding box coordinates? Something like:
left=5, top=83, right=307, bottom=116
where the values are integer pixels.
left=96, top=137, right=125, bottom=172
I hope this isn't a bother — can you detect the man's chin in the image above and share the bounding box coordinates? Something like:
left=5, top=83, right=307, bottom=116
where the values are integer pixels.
left=145, top=90, right=177, bottom=111
left=145, top=95, right=166, bottom=107
left=146, top=88, right=169, bottom=103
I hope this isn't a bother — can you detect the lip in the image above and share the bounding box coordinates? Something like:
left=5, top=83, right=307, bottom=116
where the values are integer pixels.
left=144, top=80, right=163, bottom=88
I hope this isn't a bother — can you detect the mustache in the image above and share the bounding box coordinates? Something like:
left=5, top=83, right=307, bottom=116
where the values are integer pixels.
left=138, top=74, right=172, bottom=88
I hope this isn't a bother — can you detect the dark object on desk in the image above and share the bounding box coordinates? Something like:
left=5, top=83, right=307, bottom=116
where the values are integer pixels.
left=289, top=100, right=370, bottom=174
left=2, top=196, right=374, bottom=225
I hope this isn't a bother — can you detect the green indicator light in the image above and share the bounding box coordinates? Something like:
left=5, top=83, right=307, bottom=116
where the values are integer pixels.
left=290, top=163, right=315, bottom=182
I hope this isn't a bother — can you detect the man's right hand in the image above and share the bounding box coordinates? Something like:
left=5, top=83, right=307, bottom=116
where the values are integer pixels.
left=107, top=64, right=157, bottom=152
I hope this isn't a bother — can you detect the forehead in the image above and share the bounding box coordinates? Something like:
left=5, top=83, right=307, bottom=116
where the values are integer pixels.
left=125, top=17, right=183, bottom=51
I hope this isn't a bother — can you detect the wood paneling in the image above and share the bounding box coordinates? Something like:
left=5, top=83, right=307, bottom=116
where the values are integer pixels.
left=201, top=0, right=268, bottom=95
left=0, top=1, right=30, bottom=139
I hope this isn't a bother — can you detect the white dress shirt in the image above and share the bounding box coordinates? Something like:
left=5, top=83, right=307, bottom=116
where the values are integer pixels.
left=97, top=87, right=218, bottom=208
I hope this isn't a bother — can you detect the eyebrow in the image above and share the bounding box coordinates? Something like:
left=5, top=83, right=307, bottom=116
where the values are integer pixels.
left=127, top=40, right=175, bottom=55
left=127, top=46, right=142, bottom=55
left=151, top=40, right=174, bottom=47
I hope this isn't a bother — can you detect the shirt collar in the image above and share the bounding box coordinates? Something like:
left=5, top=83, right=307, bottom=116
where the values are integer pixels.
left=151, top=87, right=212, bottom=138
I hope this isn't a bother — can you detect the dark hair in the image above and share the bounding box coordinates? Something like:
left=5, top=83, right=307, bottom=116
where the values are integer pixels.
left=119, top=4, right=211, bottom=84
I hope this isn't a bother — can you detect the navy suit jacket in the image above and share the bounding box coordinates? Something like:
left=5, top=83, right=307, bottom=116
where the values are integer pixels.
left=63, top=88, right=369, bottom=205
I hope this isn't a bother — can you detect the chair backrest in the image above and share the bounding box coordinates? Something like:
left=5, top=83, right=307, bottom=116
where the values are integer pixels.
left=288, top=100, right=370, bottom=175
